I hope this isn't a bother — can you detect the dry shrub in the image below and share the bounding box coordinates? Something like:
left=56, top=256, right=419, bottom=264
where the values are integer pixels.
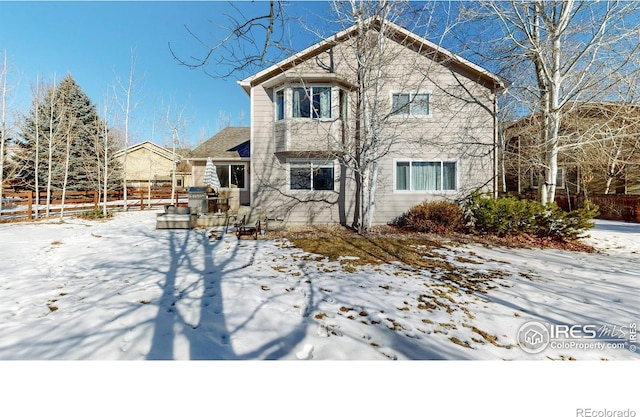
left=402, top=201, right=464, bottom=234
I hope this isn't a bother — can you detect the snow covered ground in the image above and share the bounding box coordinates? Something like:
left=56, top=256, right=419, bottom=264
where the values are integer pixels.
left=0, top=210, right=637, bottom=415
left=1, top=210, right=637, bottom=361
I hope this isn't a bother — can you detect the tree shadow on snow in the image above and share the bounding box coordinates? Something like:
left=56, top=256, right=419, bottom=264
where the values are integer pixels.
left=144, top=227, right=310, bottom=360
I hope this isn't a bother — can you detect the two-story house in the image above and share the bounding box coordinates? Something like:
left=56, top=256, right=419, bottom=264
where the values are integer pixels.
left=239, top=18, right=505, bottom=226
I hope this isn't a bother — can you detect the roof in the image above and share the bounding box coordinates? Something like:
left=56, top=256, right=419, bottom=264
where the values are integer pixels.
left=114, top=141, right=182, bottom=161
left=190, top=126, right=251, bottom=159
left=239, top=17, right=507, bottom=94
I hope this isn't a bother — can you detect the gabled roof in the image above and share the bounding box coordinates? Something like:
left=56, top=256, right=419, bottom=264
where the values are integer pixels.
left=239, top=17, right=507, bottom=94
left=190, top=126, right=251, bottom=159
left=114, top=140, right=183, bottom=161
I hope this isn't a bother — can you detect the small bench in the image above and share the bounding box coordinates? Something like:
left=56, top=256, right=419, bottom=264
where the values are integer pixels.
left=236, top=216, right=261, bottom=240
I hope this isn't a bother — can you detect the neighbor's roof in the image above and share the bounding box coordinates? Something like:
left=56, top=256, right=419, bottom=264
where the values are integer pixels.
left=113, top=140, right=183, bottom=160
left=190, top=126, right=251, bottom=159
left=239, top=17, right=507, bottom=94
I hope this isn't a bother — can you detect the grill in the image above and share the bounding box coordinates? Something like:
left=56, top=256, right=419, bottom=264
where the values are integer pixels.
left=187, top=186, right=208, bottom=214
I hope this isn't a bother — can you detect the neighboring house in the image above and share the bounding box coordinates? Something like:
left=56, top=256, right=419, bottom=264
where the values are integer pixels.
left=238, top=18, right=505, bottom=225
left=502, top=101, right=640, bottom=197
left=114, top=141, right=191, bottom=189
left=187, top=126, right=251, bottom=207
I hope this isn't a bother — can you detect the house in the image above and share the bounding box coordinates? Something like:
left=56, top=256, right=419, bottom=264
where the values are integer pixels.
left=238, top=18, right=506, bottom=226
left=187, top=126, right=251, bottom=210
left=114, top=141, right=192, bottom=189
left=502, top=101, right=640, bottom=197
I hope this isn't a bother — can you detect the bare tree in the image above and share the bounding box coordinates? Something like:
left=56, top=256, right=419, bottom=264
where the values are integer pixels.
left=170, top=0, right=294, bottom=79
left=114, top=51, right=139, bottom=211
left=0, top=52, right=7, bottom=215
left=59, top=111, right=75, bottom=221
left=162, top=100, right=190, bottom=202
left=45, top=77, right=61, bottom=217
left=461, top=0, right=640, bottom=204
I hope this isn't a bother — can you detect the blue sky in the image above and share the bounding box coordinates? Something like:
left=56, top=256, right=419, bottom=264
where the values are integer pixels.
left=0, top=1, right=334, bottom=148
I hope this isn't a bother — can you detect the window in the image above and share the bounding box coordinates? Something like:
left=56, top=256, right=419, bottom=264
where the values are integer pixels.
left=396, top=160, right=456, bottom=191
left=290, top=161, right=334, bottom=191
left=391, top=93, right=430, bottom=116
left=275, top=89, right=285, bottom=120
left=216, top=164, right=246, bottom=189
left=532, top=168, right=564, bottom=189
left=292, top=86, right=331, bottom=119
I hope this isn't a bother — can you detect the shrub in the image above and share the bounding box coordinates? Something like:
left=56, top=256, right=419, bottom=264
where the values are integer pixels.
left=76, top=208, right=112, bottom=220
left=402, top=200, right=464, bottom=234
left=533, top=200, right=599, bottom=240
left=463, top=191, right=598, bottom=240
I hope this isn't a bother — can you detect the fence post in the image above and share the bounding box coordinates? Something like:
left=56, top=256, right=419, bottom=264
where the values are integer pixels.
left=140, top=189, right=144, bottom=211
left=27, top=191, right=33, bottom=220
left=93, top=190, right=98, bottom=210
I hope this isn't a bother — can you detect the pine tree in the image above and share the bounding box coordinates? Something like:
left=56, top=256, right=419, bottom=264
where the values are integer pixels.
left=17, top=74, right=121, bottom=193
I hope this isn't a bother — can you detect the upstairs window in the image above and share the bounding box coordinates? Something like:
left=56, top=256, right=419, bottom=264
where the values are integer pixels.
left=396, top=160, right=456, bottom=191
left=292, top=86, right=332, bottom=119
left=290, top=161, right=334, bottom=191
left=391, top=93, right=430, bottom=116
left=275, top=89, right=285, bottom=120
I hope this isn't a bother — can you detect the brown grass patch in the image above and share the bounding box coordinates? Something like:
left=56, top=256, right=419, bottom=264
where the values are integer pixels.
left=449, top=337, right=472, bottom=348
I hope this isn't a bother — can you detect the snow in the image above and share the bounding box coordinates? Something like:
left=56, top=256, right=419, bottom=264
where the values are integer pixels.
left=0, top=212, right=638, bottom=415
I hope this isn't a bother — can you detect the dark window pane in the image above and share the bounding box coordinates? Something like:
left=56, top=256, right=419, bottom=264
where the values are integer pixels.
left=231, top=165, right=245, bottom=188
left=276, top=90, right=284, bottom=120
left=292, top=87, right=310, bottom=118
left=290, top=165, right=311, bottom=189
left=392, top=93, right=410, bottom=115
left=313, top=166, right=334, bottom=190
left=396, top=161, right=410, bottom=190
left=312, top=87, right=331, bottom=118
left=443, top=162, right=456, bottom=190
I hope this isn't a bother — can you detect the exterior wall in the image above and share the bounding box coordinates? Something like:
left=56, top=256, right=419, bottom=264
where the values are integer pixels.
left=250, top=32, right=497, bottom=225
left=117, top=147, right=175, bottom=185
left=191, top=160, right=251, bottom=206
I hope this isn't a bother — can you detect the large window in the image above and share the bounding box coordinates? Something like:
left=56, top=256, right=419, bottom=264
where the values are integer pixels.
left=291, top=86, right=332, bottom=119
left=391, top=93, right=430, bottom=116
left=396, top=160, right=456, bottom=191
left=216, top=164, right=246, bottom=189
left=290, top=161, right=334, bottom=191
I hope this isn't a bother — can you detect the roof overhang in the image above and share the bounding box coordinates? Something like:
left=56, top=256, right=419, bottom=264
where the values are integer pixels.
left=274, top=150, right=344, bottom=160
left=239, top=17, right=508, bottom=95
left=185, top=157, right=251, bottom=162
left=262, top=72, right=358, bottom=91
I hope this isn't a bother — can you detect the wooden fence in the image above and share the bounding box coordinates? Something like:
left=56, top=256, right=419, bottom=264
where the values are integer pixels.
left=555, top=194, right=640, bottom=222
left=0, top=187, right=188, bottom=221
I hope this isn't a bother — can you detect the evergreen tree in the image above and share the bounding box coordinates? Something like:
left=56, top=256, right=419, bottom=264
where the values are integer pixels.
left=17, top=75, right=120, bottom=192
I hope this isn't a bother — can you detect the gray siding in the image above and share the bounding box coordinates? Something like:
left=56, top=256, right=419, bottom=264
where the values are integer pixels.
left=249, top=30, right=497, bottom=225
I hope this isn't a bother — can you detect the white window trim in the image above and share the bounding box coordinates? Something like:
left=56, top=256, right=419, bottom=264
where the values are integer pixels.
left=390, top=91, right=432, bottom=118
left=288, top=159, right=336, bottom=192
left=216, top=162, right=249, bottom=191
left=393, top=159, right=458, bottom=193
